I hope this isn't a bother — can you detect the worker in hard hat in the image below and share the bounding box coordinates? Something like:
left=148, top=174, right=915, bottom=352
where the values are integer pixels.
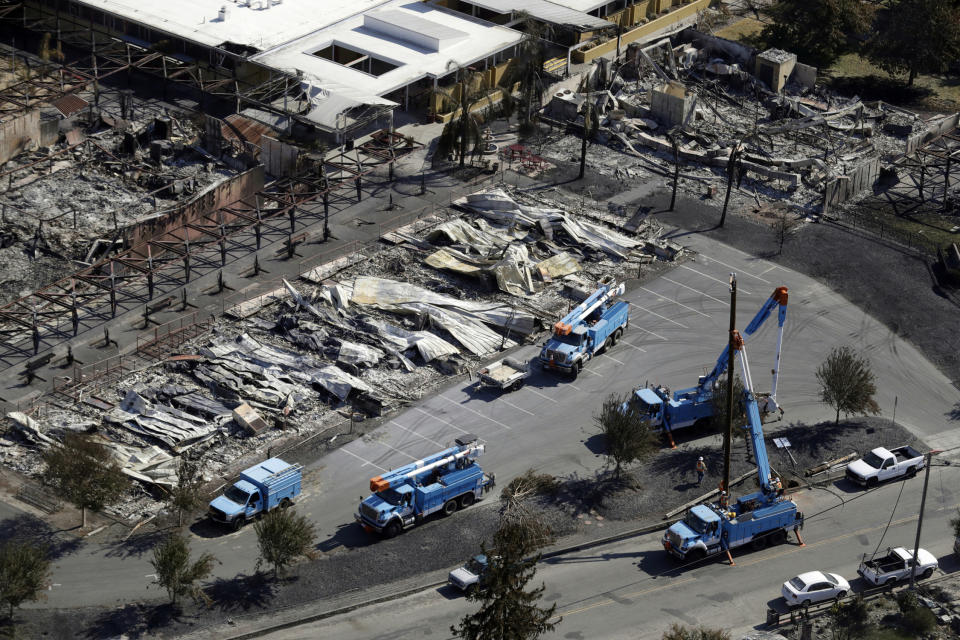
left=718, top=490, right=729, bottom=510
left=771, top=475, right=784, bottom=497
left=695, top=456, right=706, bottom=485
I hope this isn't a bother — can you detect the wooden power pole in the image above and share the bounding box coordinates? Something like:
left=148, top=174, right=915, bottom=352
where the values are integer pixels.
left=723, top=273, right=737, bottom=496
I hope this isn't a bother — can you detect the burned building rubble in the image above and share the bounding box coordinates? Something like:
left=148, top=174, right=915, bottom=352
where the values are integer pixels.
left=0, top=181, right=677, bottom=519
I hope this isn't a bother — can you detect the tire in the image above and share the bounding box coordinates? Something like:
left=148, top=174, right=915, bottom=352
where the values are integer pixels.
left=801, top=600, right=811, bottom=609
left=601, top=337, right=611, bottom=353
left=465, top=584, right=477, bottom=597
left=383, top=520, right=401, bottom=538
left=770, top=529, right=788, bottom=546
left=459, top=493, right=476, bottom=508
left=751, top=535, right=768, bottom=551
left=573, top=361, right=583, bottom=377
left=280, top=498, right=292, bottom=509
left=836, top=591, right=847, bottom=600
left=686, top=548, right=706, bottom=562
left=885, top=577, right=897, bottom=587
left=922, top=568, right=934, bottom=579
left=906, top=467, right=917, bottom=479
left=443, top=499, right=459, bottom=516
left=867, top=477, right=879, bottom=488
left=233, top=516, right=246, bottom=531
left=693, top=418, right=711, bottom=434
left=612, top=328, right=623, bottom=344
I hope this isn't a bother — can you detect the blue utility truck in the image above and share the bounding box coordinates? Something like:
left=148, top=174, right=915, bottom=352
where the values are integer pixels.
left=662, top=315, right=802, bottom=562
left=539, top=282, right=629, bottom=377
left=627, top=286, right=788, bottom=446
left=355, top=435, right=495, bottom=538
left=208, top=458, right=303, bottom=530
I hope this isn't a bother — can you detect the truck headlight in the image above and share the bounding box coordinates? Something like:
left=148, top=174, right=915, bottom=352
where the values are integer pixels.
left=378, top=511, right=387, bottom=522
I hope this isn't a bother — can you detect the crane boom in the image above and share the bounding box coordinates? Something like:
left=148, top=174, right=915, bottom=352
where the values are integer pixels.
left=370, top=439, right=484, bottom=492
left=731, top=330, right=774, bottom=495
left=554, top=283, right=625, bottom=335
left=696, top=286, right=788, bottom=395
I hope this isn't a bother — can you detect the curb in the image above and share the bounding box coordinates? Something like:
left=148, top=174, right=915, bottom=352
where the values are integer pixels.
left=224, top=521, right=673, bottom=639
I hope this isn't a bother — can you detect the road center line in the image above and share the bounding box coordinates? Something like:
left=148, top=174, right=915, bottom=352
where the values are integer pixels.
left=629, top=302, right=689, bottom=329
left=678, top=264, right=753, bottom=295
left=340, top=447, right=387, bottom=472
left=442, top=396, right=512, bottom=430
left=639, top=286, right=710, bottom=318
left=696, top=252, right=771, bottom=284
left=661, top=276, right=729, bottom=306
left=499, top=398, right=534, bottom=416
left=412, top=406, right=468, bottom=434
left=389, top=420, right=445, bottom=447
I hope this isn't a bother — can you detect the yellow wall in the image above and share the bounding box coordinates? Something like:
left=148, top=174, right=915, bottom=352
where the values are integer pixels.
left=572, top=0, right=710, bottom=63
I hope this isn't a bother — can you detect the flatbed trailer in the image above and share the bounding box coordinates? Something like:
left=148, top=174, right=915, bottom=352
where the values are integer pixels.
left=477, top=358, right=528, bottom=392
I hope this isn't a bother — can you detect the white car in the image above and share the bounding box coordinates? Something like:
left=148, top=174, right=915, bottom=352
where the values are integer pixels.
left=781, top=571, right=850, bottom=607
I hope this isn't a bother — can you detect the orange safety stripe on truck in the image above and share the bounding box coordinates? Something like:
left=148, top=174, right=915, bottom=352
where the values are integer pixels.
left=370, top=476, right=390, bottom=492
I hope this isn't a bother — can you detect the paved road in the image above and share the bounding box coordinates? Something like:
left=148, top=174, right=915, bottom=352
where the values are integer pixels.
left=257, top=469, right=960, bottom=640
left=24, top=226, right=960, bottom=608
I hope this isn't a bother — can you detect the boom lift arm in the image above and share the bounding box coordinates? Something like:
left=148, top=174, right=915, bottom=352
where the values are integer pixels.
left=730, top=330, right=775, bottom=497
left=554, top=283, right=625, bottom=335
left=370, top=438, right=484, bottom=492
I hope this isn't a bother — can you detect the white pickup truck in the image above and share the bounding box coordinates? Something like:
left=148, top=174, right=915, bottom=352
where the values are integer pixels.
left=858, top=547, right=938, bottom=586
left=845, top=445, right=924, bottom=487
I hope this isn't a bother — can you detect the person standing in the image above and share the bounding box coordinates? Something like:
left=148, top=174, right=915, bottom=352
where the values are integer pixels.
left=695, top=456, right=706, bottom=485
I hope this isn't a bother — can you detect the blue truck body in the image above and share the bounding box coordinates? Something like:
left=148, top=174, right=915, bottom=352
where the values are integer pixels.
left=626, top=286, right=788, bottom=445
left=662, top=302, right=801, bottom=561
left=355, top=435, right=495, bottom=538
left=539, top=283, right=629, bottom=377
left=208, top=457, right=302, bottom=529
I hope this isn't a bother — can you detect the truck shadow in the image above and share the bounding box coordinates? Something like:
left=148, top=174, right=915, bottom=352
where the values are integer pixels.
left=437, top=584, right=470, bottom=600
left=938, top=553, right=960, bottom=575
left=315, top=521, right=383, bottom=552
left=189, top=518, right=235, bottom=539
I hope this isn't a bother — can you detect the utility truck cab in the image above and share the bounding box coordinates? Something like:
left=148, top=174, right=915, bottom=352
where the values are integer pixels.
left=539, top=283, right=629, bottom=377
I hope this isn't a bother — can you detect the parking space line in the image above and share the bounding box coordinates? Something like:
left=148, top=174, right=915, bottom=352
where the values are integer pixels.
left=527, top=387, right=552, bottom=401
left=442, top=396, right=512, bottom=430
left=758, top=264, right=779, bottom=276
left=389, top=420, right=445, bottom=447
left=372, top=440, right=418, bottom=460
left=661, top=276, right=729, bottom=306
left=341, top=448, right=387, bottom=472
left=696, top=252, right=771, bottom=284
left=678, top=264, right=753, bottom=295
left=620, top=341, right=646, bottom=352
left=629, top=303, right=689, bottom=329
left=602, top=353, right=625, bottom=365
left=639, top=286, right=710, bottom=318
left=499, top=398, right=534, bottom=416
left=412, top=407, right=469, bottom=434
left=632, top=327, right=667, bottom=341
left=580, top=368, right=602, bottom=377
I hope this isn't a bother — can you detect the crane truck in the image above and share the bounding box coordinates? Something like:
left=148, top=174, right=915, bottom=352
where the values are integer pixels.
left=626, top=286, right=788, bottom=446
left=539, top=282, right=629, bottom=377
left=662, top=328, right=803, bottom=562
left=355, top=435, right=495, bottom=538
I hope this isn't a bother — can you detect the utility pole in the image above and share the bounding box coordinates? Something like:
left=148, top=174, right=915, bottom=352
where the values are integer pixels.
left=909, top=449, right=940, bottom=590
left=723, top=273, right=737, bottom=496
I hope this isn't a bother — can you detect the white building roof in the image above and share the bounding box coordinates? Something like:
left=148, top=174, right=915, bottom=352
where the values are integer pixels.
left=462, top=0, right=613, bottom=30
left=253, top=1, right=523, bottom=114
left=548, top=0, right=609, bottom=13
left=75, top=0, right=394, bottom=50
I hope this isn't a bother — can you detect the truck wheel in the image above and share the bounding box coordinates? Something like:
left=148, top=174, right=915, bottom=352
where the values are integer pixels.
left=233, top=516, right=246, bottom=531
left=572, top=361, right=583, bottom=378
left=280, top=498, right=293, bottom=509
left=907, top=467, right=917, bottom=478
left=885, top=577, right=897, bottom=587
left=867, top=477, right=879, bottom=489
left=383, top=521, right=401, bottom=538
left=465, top=584, right=477, bottom=597
left=612, top=328, right=623, bottom=345
left=443, top=499, right=459, bottom=516
left=770, top=529, right=788, bottom=546
left=459, top=493, right=475, bottom=508
left=922, top=568, right=934, bottom=579
left=687, top=549, right=706, bottom=562
left=751, top=535, right=768, bottom=551
left=836, top=591, right=847, bottom=600
left=601, top=337, right=611, bottom=353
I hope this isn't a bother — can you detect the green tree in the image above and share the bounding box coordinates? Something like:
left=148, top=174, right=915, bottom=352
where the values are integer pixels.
left=0, top=541, right=50, bottom=619
left=867, top=0, right=960, bottom=86
left=254, top=507, right=317, bottom=579
left=150, top=532, right=215, bottom=606
left=815, top=346, right=881, bottom=424
left=662, top=624, right=731, bottom=640
left=452, top=474, right=558, bottom=640
left=168, top=458, right=204, bottom=528
left=828, top=593, right=870, bottom=640
left=758, top=0, right=874, bottom=68
left=42, top=433, right=130, bottom=528
left=434, top=65, right=489, bottom=169
left=594, top=393, right=657, bottom=481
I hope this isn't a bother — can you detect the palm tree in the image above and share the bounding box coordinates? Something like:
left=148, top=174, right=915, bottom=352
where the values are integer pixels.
left=433, top=64, right=489, bottom=169
left=500, top=12, right=553, bottom=133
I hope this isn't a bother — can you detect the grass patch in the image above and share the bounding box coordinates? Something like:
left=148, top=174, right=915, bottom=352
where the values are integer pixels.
left=824, top=54, right=960, bottom=112
left=713, top=16, right=766, bottom=42
left=853, top=199, right=959, bottom=253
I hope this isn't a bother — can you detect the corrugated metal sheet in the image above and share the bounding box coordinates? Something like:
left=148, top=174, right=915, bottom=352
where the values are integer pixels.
left=52, top=94, right=89, bottom=118
left=464, top=0, right=613, bottom=30
left=221, top=114, right=273, bottom=147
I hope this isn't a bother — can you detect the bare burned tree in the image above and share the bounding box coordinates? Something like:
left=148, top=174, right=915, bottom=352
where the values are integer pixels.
left=772, top=209, right=799, bottom=255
